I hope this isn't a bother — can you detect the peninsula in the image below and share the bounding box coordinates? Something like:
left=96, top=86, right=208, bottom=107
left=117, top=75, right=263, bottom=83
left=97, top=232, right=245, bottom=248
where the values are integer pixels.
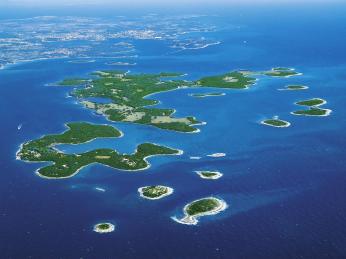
left=207, top=153, right=226, bottom=158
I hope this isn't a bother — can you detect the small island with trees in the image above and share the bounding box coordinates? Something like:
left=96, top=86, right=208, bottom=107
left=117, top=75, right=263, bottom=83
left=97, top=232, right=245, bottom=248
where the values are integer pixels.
left=195, top=171, right=223, bottom=180
left=264, top=67, right=301, bottom=77
left=93, top=222, right=115, bottom=233
left=261, top=116, right=291, bottom=128
left=172, top=197, right=227, bottom=225
left=138, top=185, right=174, bottom=200
left=279, top=85, right=309, bottom=91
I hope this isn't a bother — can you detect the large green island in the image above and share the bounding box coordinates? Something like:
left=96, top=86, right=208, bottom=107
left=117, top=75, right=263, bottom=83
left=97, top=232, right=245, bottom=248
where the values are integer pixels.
left=172, top=197, right=227, bottom=225
left=55, top=69, right=302, bottom=133
left=57, top=70, right=261, bottom=133
left=16, top=122, right=181, bottom=179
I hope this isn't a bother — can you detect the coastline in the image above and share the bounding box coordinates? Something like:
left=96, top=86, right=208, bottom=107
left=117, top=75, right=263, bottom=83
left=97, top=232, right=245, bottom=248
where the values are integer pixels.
left=15, top=121, right=124, bottom=161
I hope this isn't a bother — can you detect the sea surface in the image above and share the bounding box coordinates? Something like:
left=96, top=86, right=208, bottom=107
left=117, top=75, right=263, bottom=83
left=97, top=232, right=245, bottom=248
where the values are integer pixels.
left=1, top=4, right=346, bottom=258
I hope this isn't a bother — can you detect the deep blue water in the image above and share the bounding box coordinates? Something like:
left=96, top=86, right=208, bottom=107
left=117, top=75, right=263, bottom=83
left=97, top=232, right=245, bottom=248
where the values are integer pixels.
left=1, top=4, right=346, bottom=259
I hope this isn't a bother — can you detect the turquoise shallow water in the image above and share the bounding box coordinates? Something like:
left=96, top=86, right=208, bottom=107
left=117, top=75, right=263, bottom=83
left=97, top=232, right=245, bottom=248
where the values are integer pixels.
left=1, top=5, right=346, bottom=258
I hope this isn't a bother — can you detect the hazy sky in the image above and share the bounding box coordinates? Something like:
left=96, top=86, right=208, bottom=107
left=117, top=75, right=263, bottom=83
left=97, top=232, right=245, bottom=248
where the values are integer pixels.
left=2, top=0, right=343, bottom=6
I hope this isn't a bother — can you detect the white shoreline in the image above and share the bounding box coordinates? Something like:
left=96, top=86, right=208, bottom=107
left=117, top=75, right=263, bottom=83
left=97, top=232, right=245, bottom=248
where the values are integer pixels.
left=138, top=185, right=174, bottom=200
left=195, top=171, right=223, bottom=180
left=278, top=85, right=309, bottom=91
left=260, top=119, right=291, bottom=128
left=189, top=92, right=226, bottom=98
left=172, top=197, right=228, bottom=225
left=105, top=62, right=137, bottom=66
left=93, top=222, right=115, bottom=233
left=207, top=153, right=226, bottom=158
left=265, top=67, right=303, bottom=78
left=294, top=98, right=327, bottom=107
left=95, top=187, right=106, bottom=192
left=169, top=41, right=221, bottom=53
left=283, top=72, right=303, bottom=78
left=68, top=59, right=96, bottom=64
left=290, top=108, right=332, bottom=117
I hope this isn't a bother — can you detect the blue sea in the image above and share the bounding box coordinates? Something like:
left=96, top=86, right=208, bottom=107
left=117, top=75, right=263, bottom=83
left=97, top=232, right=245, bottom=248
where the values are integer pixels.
left=1, top=3, right=346, bottom=258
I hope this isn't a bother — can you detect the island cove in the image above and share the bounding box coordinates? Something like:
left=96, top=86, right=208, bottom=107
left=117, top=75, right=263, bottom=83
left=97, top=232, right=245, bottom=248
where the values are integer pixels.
left=18, top=67, right=302, bottom=179
left=16, top=122, right=182, bottom=179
